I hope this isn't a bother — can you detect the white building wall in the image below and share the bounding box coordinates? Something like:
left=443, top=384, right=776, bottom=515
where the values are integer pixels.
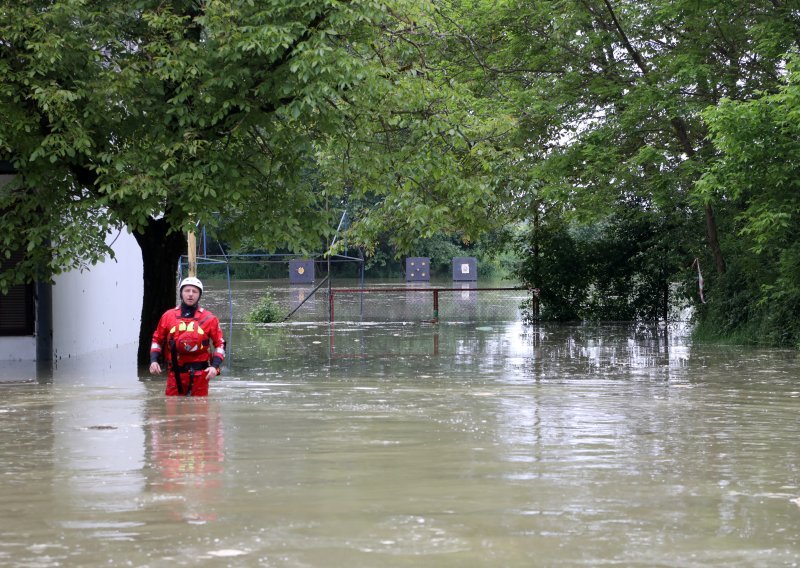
left=0, top=337, right=36, bottom=367
left=52, top=228, right=143, bottom=359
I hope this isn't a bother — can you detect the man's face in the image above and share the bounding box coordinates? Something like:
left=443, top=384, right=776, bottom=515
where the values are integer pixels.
left=181, top=285, right=201, bottom=306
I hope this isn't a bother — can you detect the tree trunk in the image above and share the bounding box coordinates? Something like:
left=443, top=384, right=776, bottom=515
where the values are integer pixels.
left=704, top=203, right=727, bottom=274
left=532, top=204, right=541, bottom=318
left=600, top=0, right=728, bottom=275
left=134, top=218, right=186, bottom=369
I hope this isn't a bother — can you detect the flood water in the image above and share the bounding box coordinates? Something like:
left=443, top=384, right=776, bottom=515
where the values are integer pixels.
left=1, top=280, right=799, bottom=567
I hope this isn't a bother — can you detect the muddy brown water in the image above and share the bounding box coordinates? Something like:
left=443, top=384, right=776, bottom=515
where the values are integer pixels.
left=1, top=281, right=799, bottom=566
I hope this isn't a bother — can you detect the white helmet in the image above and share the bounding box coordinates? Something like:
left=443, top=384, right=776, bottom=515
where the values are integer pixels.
left=179, top=276, right=204, bottom=295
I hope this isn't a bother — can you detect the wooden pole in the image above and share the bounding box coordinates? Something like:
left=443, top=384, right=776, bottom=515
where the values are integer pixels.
left=187, top=231, right=197, bottom=277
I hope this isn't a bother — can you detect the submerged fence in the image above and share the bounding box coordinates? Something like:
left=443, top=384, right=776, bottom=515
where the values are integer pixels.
left=203, top=283, right=531, bottom=359
left=323, top=286, right=530, bottom=358
left=200, top=280, right=529, bottom=326
left=326, top=286, right=528, bottom=324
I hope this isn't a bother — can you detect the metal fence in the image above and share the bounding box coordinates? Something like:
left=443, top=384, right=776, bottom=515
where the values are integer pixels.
left=327, top=286, right=529, bottom=324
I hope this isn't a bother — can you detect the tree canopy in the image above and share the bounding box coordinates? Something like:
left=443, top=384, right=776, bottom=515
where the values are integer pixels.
left=695, top=53, right=800, bottom=345
left=1, top=0, right=512, bottom=363
left=3, top=0, right=800, bottom=350
left=421, top=0, right=800, bottom=339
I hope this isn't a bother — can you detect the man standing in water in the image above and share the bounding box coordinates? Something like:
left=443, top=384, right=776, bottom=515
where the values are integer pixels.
left=149, top=277, right=226, bottom=396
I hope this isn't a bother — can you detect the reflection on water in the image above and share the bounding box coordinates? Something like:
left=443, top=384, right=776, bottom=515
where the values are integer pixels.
left=146, top=397, right=225, bottom=524
left=0, top=281, right=799, bottom=566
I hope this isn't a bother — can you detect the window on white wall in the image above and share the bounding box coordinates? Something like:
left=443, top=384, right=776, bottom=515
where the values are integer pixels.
left=0, top=249, right=35, bottom=336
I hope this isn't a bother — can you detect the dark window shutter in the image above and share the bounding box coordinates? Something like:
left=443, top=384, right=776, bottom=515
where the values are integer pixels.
left=0, top=250, right=35, bottom=336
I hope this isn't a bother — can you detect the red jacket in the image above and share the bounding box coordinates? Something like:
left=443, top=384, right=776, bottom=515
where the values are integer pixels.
left=150, top=305, right=225, bottom=396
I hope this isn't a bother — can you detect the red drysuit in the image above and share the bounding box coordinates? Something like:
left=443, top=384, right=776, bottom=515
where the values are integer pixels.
left=150, top=305, right=225, bottom=396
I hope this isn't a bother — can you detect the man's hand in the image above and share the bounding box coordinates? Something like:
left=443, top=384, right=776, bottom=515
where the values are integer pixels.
left=205, top=366, right=218, bottom=380
left=149, top=362, right=162, bottom=375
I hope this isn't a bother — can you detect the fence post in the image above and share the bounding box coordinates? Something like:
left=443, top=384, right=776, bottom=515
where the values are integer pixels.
left=432, top=289, right=439, bottom=323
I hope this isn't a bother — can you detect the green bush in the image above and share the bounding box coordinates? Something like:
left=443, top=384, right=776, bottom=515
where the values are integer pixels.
left=514, top=207, right=685, bottom=322
left=692, top=249, right=800, bottom=348
left=246, top=293, right=284, bottom=323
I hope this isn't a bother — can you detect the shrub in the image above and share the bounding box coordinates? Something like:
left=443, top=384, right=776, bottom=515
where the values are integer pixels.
left=246, top=293, right=284, bottom=323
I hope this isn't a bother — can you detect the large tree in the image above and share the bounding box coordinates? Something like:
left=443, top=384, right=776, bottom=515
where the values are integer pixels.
left=1, top=0, right=509, bottom=365
left=428, top=0, right=795, bottom=278
left=694, top=54, right=800, bottom=345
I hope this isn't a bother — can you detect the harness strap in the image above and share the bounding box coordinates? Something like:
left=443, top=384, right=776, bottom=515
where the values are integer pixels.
left=168, top=312, right=214, bottom=396
left=168, top=339, right=183, bottom=395
left=177, top=361, right=209, bottom=373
